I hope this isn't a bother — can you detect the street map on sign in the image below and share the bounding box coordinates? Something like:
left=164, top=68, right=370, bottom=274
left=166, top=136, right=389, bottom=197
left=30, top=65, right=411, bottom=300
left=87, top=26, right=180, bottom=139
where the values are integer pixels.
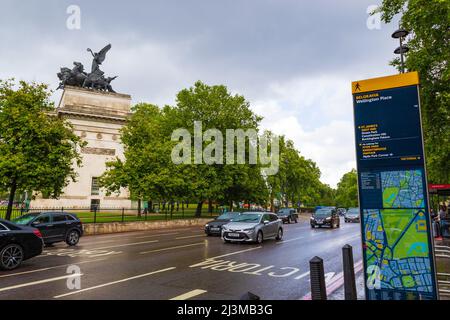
left=364, top=169, right=433, bottom=294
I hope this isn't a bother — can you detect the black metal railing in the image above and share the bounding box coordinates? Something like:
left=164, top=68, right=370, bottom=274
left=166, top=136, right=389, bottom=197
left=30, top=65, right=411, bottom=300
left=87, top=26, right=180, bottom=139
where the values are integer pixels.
left=0, top=206, right=221, bottom=224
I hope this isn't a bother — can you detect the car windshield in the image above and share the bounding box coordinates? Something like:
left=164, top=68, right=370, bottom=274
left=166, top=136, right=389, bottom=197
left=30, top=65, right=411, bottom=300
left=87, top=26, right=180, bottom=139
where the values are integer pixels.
left=231, top=213, right=262, bottom=223
left=347, top=208, right=359, bottom=216
left=216, top=213, right=237, bottom=220
left=278, top=209, right=290, bottom=216
left=314, top=209, right=332, bottom=218
left=12, top=214, right=39, bottom=225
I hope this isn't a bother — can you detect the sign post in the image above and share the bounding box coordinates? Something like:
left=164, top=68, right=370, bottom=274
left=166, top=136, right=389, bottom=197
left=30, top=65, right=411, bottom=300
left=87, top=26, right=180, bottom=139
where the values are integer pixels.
left=352, top=72, right=439, bottom=300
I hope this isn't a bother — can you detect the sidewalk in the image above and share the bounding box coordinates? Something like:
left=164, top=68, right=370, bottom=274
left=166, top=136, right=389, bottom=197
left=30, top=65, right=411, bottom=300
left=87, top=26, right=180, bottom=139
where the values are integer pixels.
left=435, top=237, right=450, bottom=300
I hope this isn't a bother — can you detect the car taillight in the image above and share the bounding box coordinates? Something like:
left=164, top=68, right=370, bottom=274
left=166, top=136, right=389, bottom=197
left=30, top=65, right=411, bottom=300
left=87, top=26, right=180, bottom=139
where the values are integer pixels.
left=33, top=229, right=43, bottom=238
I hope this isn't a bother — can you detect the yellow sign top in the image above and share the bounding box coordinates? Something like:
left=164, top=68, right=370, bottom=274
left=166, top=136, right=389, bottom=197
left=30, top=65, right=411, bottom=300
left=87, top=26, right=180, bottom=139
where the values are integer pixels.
left=352, top=72, right=419, bottom=94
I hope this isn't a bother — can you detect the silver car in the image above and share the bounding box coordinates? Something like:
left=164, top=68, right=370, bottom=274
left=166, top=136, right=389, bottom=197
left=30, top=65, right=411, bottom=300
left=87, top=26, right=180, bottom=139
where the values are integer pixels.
left=221, top=212, right=283, bottom=244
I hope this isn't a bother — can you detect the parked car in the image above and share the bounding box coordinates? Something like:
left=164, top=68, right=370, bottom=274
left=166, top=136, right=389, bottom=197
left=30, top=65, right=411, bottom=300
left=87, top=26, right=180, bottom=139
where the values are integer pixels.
left=345, top=208, right=360, bottom=223
left=310, top=207, right=340, bottom=229
left=0, top=219, right=43, bottom=270
left=337, top=208, right=347, bottom=216
left=222, top=212, right=283, bottom=244
left=205, top=212, right=240, bottom=236
left=277, top=208, right=298, bottom=224
left=13, top=212, right=83, bottom=246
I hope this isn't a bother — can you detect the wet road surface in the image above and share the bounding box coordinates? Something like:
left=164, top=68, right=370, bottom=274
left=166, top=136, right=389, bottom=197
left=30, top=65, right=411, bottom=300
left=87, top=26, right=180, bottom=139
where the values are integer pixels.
left=0, top=217, right=363, bottom=300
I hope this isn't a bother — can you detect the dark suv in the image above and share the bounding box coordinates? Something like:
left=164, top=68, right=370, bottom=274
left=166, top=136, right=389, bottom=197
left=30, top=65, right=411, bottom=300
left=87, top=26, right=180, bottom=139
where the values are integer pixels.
left=277, top=208, right=298, bottom=224
left=310, top=208, right=340, bottom=229
left=13, top=212, right=83, bottom=246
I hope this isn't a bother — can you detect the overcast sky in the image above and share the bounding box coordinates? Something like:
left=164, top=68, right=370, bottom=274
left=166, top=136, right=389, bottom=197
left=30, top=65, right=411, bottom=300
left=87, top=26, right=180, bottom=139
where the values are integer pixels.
left=0, top=0, right=401, bottom=187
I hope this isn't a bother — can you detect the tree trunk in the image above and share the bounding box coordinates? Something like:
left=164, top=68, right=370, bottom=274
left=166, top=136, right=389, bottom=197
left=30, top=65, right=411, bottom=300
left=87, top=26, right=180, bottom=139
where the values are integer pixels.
left=5, top=179, right=17, bottom=221
left=148, top=200, right=153, bottom=213
left=229, top=200, right=233, bottom=212
left=195, top=201, right=203, bottom=217
left=208, top=199, right=213, bottom=214
left=270, top=196, right=274, bottom=213
left=137, top=199, right=142, bottom=217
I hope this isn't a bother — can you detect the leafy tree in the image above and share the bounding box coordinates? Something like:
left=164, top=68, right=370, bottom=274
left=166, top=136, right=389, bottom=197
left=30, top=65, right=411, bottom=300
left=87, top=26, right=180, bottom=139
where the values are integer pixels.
left=376, top=0, right=450, bottom=183
left=266, top=134, right=325, bottom=209
left=335, top=169, right=358, bottom=208
left=0, top=80, right=84, bottom=220
left=168, top=81, right=263, bottom=215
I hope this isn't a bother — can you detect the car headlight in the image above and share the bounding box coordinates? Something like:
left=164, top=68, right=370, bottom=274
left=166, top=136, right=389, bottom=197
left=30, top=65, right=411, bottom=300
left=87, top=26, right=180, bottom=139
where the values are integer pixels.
left=222, top=226, right=228, bottom=231
left=243, top=228, right=254, bottom=232
left=205, top=224, right=209, bottom=228
left=325, top=217, right=331, bottom=221
left=310, top=217, right=314, bottom=220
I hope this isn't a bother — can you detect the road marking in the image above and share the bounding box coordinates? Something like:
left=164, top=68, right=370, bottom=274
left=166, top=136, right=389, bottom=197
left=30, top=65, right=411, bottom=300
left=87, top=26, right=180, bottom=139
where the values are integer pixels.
left=294, top=271, right=310, bottom=280
left=276, top=236, right=304, bottom=244
left=0, top=273, right=83, bottom=293
left=40, top=239, right=160, bottom=256
left=90, top=239, right=159, bottom=250
left=175, top=235, right=206, bottom=240
left=207, top=247, right=262, bottom=260
left=134, top=232, right=179, bottom=239
left=0, top=258, right=107, bottom=278
left=140, top=242, right=206, bottom=254
left=79, top=240, right=117, bottom=245
left=436, top=254, right=450, bottom=259
left=53, top=267, right=176, bottom=298
left=170, top=289, right=207, bottom=300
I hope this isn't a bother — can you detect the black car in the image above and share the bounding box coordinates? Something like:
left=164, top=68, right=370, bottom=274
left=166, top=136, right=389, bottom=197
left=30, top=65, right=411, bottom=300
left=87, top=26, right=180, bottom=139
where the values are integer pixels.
left=310, top=208, right=340, bottom=229
left=205, top=212, right=239, bottom=236
left=277, top=208, right=298, bottom=224
left=13, top=212, right=83, bottom=246
left=0, top=219, right=43, bottom=270
left=345, top=208, right=360, bottom=223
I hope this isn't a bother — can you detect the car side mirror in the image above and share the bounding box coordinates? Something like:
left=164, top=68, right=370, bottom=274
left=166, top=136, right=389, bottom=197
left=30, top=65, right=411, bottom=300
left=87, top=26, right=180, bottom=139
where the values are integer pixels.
left=31, top=221, right=40, bottom=226
left=264, top=220, right=269, bottom=225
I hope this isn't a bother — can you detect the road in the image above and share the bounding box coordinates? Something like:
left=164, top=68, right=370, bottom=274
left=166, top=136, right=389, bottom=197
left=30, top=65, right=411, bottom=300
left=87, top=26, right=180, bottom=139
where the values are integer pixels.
left=0, top=217, right=363, bottom=300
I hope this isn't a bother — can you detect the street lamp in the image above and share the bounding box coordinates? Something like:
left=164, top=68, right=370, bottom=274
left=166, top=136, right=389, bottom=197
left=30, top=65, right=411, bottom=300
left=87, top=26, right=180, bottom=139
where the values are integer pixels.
left=392, top=28, right=410, bottom=73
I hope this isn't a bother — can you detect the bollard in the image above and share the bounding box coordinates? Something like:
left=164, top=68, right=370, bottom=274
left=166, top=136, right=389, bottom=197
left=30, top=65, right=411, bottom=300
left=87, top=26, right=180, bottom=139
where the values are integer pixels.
left=121, top=208, right=125, bottom=223
left=309, top=256, right=327, bottom=300
left=342, top=244, right=357, bottom=300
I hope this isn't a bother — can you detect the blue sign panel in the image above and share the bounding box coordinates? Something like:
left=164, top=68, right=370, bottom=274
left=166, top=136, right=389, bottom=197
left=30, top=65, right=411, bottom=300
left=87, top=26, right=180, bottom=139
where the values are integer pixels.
left=352, top=73, right=438, bottom=300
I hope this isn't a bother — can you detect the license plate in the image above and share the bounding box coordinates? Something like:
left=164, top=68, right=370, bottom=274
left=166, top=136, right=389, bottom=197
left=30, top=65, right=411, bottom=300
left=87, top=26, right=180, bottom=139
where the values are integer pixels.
left=228, top=233, right=240, bottom=238
left=211, top=228, right=220, bottom=231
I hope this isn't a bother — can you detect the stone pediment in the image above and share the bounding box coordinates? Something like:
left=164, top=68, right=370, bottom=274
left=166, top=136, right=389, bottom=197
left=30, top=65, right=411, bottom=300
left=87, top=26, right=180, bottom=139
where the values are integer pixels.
left=57, top=86, right=131, bottom=121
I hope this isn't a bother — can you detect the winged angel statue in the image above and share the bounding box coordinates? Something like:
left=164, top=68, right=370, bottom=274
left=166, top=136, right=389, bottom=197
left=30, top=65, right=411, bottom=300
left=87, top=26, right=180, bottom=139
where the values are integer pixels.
left=57, top=44, right=117, bottom=93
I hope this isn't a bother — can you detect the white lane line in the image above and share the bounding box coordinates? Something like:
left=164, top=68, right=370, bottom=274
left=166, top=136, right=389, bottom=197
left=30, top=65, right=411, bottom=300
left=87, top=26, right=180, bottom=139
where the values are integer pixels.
left=79, top=240, right=117, bottom=245
left=436, top=254, right=450, bottom=259
left=277, top=236, right=304, bottom=244
left=53, top=267, right=176, bottom=299
left=170, top=289, right=208, bottom=300
left=0, top=273, right=83, bottom=293
left=207, top=246, right=262, bottom=260
left=38, top=240, right=160, bottom=257
left=140, top=242, right=206, bottom=254
left=134, top=232, right=179, bottom=239
left=0, top=259, right=106, bottom=279
left=175, top=235, right=206, bottom=240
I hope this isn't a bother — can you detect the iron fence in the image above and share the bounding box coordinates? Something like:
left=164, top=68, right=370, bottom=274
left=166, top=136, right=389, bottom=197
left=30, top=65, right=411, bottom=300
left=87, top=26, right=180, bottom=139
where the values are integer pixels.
left=0, top=206, right=221, bottom=224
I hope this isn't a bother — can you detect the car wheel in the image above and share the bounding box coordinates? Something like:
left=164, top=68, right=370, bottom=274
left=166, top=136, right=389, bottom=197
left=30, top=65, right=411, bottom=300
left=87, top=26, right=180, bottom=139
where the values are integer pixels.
left=295, top=218, right=298, bottom=223
left=287, top=217, right=291, bottom=224
left=256, top=231, right=264, bottom=244
left=0, top=244, right=24, bottom=270
left=66, top=230, right=80, bottom=246
left=276, top=228, right=283, bottom=240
